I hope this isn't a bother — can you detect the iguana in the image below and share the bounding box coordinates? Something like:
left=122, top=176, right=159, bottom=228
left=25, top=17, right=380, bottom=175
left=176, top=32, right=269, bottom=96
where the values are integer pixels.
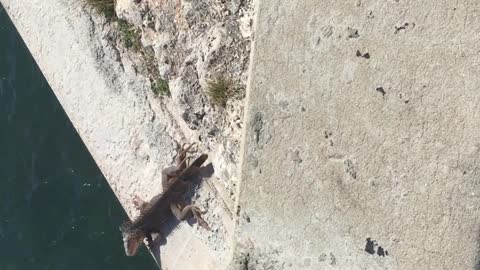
left=119, top=143, right=211, bottom=256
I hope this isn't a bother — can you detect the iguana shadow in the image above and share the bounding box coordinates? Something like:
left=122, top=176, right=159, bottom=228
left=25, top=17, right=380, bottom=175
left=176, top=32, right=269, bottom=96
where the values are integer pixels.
left=150, top=162, right=214, bottom=266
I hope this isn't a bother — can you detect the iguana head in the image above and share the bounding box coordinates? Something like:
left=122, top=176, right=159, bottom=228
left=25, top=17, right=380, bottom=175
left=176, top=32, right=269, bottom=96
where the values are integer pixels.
left=120, top=221, right=145, bottom=256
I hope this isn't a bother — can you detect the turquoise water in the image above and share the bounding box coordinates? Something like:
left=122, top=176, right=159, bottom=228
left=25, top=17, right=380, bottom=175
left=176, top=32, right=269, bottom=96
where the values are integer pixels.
left=0, top=4, right=156, bottom=269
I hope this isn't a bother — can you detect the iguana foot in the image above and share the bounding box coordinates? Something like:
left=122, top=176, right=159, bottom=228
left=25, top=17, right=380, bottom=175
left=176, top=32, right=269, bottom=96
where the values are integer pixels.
left=176, top=142, right=196, bottom=167
left=133, top=195, right=148, bottom=212
left=177, top=155, right=192, bottom=169
left=146, top=233, right=155, bottom=251
left=191, top=206, right=211, bottom=231
left=179, top=142, right=196, bottom=153
left=170, top=203, right=211, bottom=231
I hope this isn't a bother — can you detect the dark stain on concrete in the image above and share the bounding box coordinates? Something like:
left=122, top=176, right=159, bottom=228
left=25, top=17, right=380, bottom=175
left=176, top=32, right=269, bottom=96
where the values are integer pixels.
left=365, top=238, right=376, bottom=254
left=329, top=252, right=336, bottom=265
left=365, top=237, right=389, bottom=257
left=252, top=112, right=263, bottom=144
left=376, top=86, right=386, bottom=97
left=293, top=149, right=303, bottom=164
left=344, top=159, right=357, bottom=179
left=394, top=22, right=415, bottom=34
left=347, top=27, right=359, bottom=38
left=377, top=246, right=385, bottom=257
left=356, top=50, right=370, bottom=59
left=367, top=11, right=374, bottom=19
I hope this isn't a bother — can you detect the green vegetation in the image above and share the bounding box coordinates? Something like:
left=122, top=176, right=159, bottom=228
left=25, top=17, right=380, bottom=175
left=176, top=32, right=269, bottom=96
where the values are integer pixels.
left=85, top=0, right=115, bottom=19
left=207, top=76, right=233, bottom=107
left=117, top=19, right=142, bottom=52
left=142, top=46, right=170, bottom=97
left=84, top=0, right=169, bottom=97
left=152, top=78, right=170, bottom=96
left=116, top=20, right=169, bottom=97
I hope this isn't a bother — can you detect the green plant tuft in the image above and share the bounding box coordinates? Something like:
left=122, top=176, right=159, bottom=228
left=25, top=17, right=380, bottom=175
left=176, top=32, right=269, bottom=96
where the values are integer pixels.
left=85, top=0, right=116, bottom=19
left=207, top=76, right=233, bottom=107
left=85, top=1, right=171, bottom=100
left=117, top=19, right=142, bottom=52
left=152, top=79, right=170, bottom=96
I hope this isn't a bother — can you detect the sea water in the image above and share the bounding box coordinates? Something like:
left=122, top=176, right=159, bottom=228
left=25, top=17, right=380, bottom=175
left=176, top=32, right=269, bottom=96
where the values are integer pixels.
left=0, top=4, right=156, bottom=269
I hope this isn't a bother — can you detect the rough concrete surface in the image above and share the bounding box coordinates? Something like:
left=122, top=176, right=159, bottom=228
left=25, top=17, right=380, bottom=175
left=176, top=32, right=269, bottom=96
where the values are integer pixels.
left=0, top=0, right=254, bottom=268
left=232, top=0, right=480, bottom=269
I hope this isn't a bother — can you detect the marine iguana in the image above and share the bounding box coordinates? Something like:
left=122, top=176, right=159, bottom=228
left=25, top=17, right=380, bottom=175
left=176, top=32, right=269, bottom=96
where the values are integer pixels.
left=119, top=143, right=211, bottom=256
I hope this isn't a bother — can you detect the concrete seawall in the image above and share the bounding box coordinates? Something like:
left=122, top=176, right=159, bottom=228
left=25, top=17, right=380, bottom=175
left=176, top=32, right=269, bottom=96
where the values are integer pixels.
left=233, top=0, right=480, bottom=269
left=4, top=0, right=480, bottom=269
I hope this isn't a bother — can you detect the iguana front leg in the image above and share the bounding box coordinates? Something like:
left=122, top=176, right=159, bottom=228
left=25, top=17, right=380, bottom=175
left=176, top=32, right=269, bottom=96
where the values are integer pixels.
left=133, top=195, right=149, bottom=213
left=145, top=232, right=154, bottom=250
left=145, top=231, right=162, bottom=251
left=170, top=203, right=211, bottom=231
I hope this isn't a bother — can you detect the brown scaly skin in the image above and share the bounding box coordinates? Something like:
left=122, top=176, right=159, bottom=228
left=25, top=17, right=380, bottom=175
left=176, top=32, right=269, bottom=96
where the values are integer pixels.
left=120, top=143, right=211, bottom=256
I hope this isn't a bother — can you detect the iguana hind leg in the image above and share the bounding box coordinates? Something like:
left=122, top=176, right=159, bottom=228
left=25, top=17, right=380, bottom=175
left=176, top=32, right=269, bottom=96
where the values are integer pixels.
left=161, top=142, right=196, bottom=188
left=176, top=142, right=196, bottom=168
left=170, top=203, right=211, bottom=231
